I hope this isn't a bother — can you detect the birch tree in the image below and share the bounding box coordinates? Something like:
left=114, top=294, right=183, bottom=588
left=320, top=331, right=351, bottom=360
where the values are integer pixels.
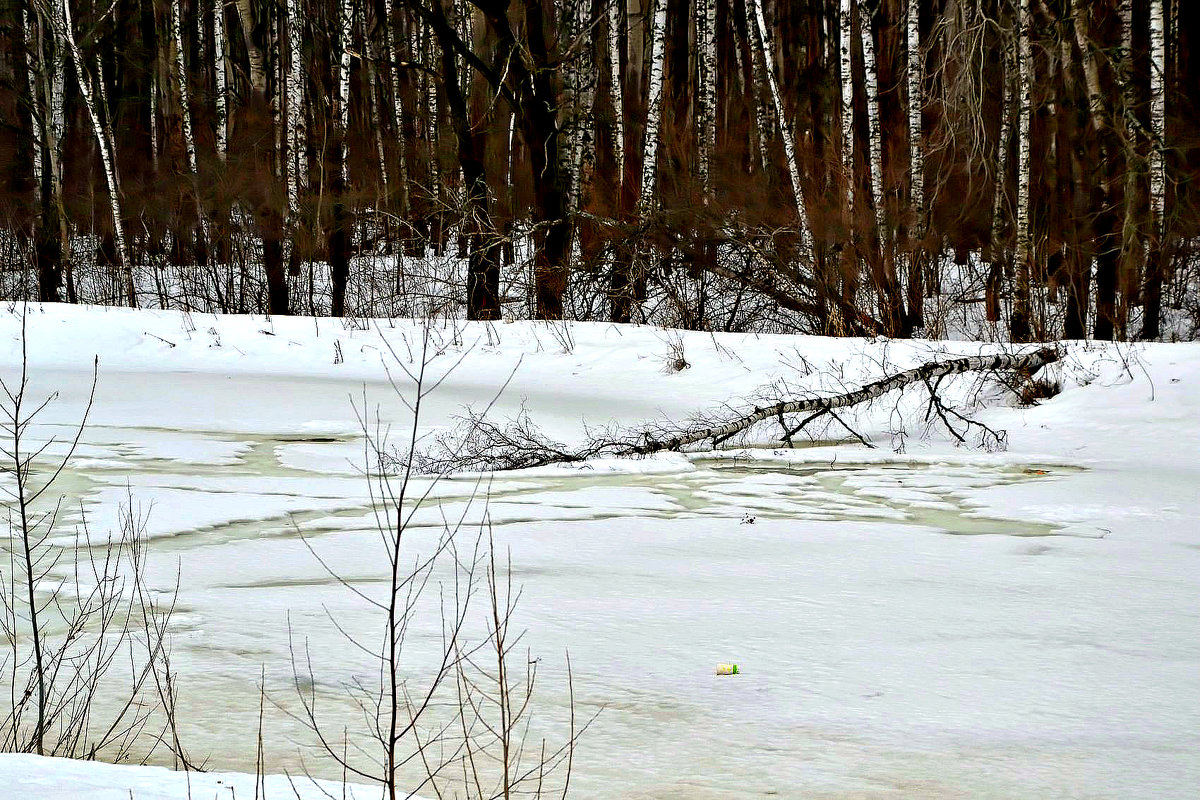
left=749, top=0, right=813, bottom=263
left=696, top=0, right=716, bottom=194
left=744, top=0, right=771, bottom=175
left=26, top=1, right=71, bottom=302
left=607, top=0, right=625, bottom=199
left=860, top=0, right=884, bottom=243
left=1010, top=0, right=1033, bottom=342
left=234, top=0, right=289, bottom=314
left=906, top=0, right=923, bottom=241
left=172, top=0, right=211, bottom=260
left=382, top=0, right=409, bottom=215
left=329, top=0, right=355, bottom=316
left=60, top=0, right=135, bottom=306
left=638, top=0, right=668, bottom=217
left=905, top=0, right=926, bottom=326
left=285, top=0, right=305, bottom=218
left=337, top=0, right=354, bottom=186
left=1141, top=0, right=1167, bottom=339
left=1117, top=0, right=1140, bottom=333
left=987, top=22, right=1014, bottom=324
left=839, top=0, right=855, bottom=219
left=1070, top=0, right=1119, bottom=339
left=22, top=5, right=43, bottom=209
left=567, top=0, right=595, bottom=218
left=213, top=0, right=228, bottom=160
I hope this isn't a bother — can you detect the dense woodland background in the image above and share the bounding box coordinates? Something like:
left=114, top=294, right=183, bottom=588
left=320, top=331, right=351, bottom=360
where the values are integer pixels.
left=0, top=0, right=1197, bottom=340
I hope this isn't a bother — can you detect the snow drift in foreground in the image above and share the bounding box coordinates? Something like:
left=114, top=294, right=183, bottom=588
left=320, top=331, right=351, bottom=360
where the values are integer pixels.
left=0, top=305, right=1197, bottom=799
left=0, top=754, right=381, bottom=800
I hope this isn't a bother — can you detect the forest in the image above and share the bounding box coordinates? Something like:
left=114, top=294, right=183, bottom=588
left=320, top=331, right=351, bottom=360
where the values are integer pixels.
left=0, top=0, right=1197, bottom=341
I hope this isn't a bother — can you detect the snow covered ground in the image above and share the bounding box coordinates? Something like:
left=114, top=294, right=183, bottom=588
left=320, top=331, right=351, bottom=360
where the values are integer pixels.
left=0, top=305, right=1198, bottom=798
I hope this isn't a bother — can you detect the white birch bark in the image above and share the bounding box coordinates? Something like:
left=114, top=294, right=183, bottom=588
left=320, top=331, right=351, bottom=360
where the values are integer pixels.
left=638, top=0, right=668, bottom=216
left=424, top=25, right=439, bottom=202
left=989, top=31, right=1013, bottom=260
left=607, top=0, right=625, bottom=196
left=61, top=0, right=134, bottom=305
left=906, top=0, right=924, bottom=237
left=383, top=0, right=409, bottom=204
left=696, top=0, right=717, bottom=193
left=1149, top=0, right=1165, bottom=234
left=1017, top=0, right=1031, bottom=263
left=1013, top=0, right=1033, bottom=332
left=150, top=72, right=159, bottom=175
left=571, top=0, right=594, bottom=216
left=859, top=1, right=884, bottom=239
left=172, top=0, right=199, bottom=178
left=213, top=0, right=228, bottom=160
left=749, top=0, right=813, bottom=262
left=744, top=0, right=771, bottom=173
left=337, top=0, right=353, bottom=186
left=839, top=0, right=855, bottom=216
left=285, top=0, right=305, bottom=211
left=22, top=6, right=43, bottom=205
left=272, top=15, right=283, bottom=177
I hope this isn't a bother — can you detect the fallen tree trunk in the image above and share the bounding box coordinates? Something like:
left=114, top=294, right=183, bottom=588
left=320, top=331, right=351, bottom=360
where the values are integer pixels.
left=419, top=347, right=1063, bottom=473
left=628, top=347, right=1062, bottom=455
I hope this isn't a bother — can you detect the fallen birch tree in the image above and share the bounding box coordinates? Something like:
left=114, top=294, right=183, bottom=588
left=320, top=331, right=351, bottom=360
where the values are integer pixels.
left=417, top=347, right=1063, bottom=473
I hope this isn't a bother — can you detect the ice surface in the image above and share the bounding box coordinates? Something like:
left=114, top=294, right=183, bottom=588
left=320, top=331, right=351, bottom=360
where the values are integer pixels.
left=0, top=307, right=1197, bottom=798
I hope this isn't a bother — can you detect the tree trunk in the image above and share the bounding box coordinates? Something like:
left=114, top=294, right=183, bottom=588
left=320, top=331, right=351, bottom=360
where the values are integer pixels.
left=236, top=0, right=289, bottom=315
left=987, top=15, right=1014, bottom=325
left=839, top=0, right=855, bottom=221
left=1140, top=0, right=1166, bottom=340
left=28, top=4, right=70, bottom=303
left=1116, top=0, right=1140, bottom=332
left=1010, top=0, right=1033, bottom=342
left=430, top=0, right=499, bottom=319
left=696, top=0, right=716, bottom=195
left=173, top=0, right=210, bottom=265
left=384, top=0, right=410, bottom=219
left=1072, top=1, right=1119, bottom=341
left=905, top=0, right=924, bottom=333
left=1057, top=24, right=1089, bottom=339
left=749, top=0, right=813, bottom=263
left=214, top=0, right=228, bottom=159
left=63, top=0, right=135, bottom=307
left=285, top=0, right=306, bottom=218
left=638, top=0, right=667, bottom=218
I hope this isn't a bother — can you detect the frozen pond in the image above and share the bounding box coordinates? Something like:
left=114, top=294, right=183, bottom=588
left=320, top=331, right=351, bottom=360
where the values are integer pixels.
left=8, top=363, right=1200, bottom=798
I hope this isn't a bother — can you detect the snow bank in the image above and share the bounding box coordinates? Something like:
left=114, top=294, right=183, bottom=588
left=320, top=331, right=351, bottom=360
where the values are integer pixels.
left=0, top=754, right=382, bottom=800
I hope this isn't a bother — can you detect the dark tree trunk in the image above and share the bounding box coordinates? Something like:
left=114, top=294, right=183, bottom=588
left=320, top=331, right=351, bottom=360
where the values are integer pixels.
left=35, top=178, right=65, bottom=303
left=1093, top=206, right=1120, bottom=341
left=263, top=209, right=290, bottom=315
left=329, top=200, right=350, bottom=317
left=1140, top=240, right=1163, bottom=340
left=430, top=0, right=500, bottom=320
